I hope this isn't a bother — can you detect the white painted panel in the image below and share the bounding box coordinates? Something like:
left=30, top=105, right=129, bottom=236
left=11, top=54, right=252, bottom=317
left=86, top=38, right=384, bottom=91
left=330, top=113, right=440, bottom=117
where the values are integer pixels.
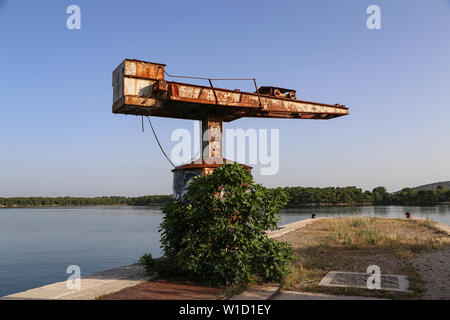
left=136, top=79, right=153, bottom=97
left=124, top=60, right=136, bottom=76
left=124, top=77, right=137, bottom=96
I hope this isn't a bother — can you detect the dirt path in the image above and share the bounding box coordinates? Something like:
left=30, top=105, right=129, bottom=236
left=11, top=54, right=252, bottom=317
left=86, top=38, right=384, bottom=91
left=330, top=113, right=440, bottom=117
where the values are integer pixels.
left=412, top=248, right=450, bottom=300
left=97, top=280, right=222, bottom=300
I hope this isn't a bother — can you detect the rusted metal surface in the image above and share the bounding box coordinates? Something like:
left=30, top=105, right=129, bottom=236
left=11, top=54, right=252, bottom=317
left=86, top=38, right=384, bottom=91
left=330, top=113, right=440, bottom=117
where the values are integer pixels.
left=112, top=59, right=165, bottom=104
left=201, top=114, right=223, bottom=160
left=172, top=158, right=252, bottom=172
left=112, top=60, right=349, bottom=122
left=258, top=86, right=296, bottom=100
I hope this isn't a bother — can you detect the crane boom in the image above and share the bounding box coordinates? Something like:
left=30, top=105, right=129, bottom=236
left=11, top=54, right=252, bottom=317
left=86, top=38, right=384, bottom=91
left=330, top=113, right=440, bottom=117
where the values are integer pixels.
left=112, top=59, right=349, bottom=122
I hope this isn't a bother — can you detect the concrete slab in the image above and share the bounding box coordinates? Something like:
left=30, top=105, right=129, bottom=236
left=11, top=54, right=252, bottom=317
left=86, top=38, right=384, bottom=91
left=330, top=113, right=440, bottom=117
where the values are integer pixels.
left=435, top=221, right=450, bottom=235
left=274, top=290, right=386, bottom=300
left=1, top=264, right=149, bottom=300
left=228, top=286, right=280, bottom=300
left=319, top=271, right=410, bottom=292
left=267, top=218, right=321, bottom=238
left=414, top=218, right=450, bottom=235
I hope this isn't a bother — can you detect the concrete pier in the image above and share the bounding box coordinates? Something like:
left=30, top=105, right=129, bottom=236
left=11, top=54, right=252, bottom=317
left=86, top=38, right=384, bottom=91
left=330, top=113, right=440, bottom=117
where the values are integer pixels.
left=1, top=264, right=149, bottom=300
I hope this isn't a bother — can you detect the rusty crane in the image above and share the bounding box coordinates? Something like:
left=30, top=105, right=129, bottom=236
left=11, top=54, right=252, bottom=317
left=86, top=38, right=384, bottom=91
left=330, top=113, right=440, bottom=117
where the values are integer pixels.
left=112, top=59, right=349, bottom=196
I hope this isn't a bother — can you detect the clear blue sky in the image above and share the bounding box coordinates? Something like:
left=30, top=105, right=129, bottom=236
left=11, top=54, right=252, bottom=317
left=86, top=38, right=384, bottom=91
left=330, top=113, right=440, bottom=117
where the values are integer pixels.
left=1, top=0, right=449, bottom=197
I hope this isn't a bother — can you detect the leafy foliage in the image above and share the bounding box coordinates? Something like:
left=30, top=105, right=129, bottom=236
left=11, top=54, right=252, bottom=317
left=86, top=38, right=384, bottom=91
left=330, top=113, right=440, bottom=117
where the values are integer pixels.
left=392, top=187, right=450, bottom=205
left=284, top=186, right=373, bottom=206
left=284, top=185, right=450, bottom=206
left=127, top=195, right=173, bottom=206
left=140, top=163, right=294, bottom=286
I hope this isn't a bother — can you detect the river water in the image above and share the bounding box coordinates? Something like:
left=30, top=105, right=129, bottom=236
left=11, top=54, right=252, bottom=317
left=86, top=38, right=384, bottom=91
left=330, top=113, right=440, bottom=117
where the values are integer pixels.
left=0, top=205, right=449, bottom=296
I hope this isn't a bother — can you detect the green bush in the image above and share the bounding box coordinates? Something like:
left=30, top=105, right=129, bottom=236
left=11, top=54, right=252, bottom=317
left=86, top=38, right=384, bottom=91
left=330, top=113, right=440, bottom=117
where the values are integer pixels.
left=140, top=163, right=294, bottom=286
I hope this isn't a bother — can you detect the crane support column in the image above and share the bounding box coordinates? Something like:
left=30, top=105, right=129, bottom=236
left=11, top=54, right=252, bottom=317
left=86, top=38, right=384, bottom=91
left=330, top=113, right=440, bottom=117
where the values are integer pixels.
left=201, top=113, right=223, bottom=163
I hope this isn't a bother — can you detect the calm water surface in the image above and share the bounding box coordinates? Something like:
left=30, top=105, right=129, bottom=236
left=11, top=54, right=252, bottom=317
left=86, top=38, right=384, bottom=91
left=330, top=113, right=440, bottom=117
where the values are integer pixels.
left=1, top=205, right=449, bottom=296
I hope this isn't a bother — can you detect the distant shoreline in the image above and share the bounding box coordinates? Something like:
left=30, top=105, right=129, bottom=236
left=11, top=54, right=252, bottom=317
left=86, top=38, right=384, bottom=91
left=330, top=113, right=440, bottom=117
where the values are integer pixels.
left=2, top=185, right=449, bottom=208
left=1, top=202, right=450, bottom=210
left=0, top=203, right=165, bottom=209
left=284, top=202, right=450, bottom=207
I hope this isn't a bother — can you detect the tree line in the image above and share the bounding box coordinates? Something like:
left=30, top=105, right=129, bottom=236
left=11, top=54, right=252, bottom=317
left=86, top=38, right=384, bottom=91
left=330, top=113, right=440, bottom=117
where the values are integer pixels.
left=284, top=186, right=450, bottom=206
left=0, top=195, right=172, bottom=208
left=1, top=186, right=449, bottom=208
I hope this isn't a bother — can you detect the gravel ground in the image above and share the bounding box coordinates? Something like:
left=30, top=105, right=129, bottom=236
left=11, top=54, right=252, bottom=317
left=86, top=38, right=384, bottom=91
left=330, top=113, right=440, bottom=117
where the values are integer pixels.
left=412, top=248, right=450, bottom=300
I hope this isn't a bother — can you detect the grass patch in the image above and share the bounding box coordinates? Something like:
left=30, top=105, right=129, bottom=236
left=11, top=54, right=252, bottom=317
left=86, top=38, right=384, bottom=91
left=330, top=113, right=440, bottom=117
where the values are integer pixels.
left=278, top=217, right=450, bottom=299
left=327, top=217, right=391, bottom=246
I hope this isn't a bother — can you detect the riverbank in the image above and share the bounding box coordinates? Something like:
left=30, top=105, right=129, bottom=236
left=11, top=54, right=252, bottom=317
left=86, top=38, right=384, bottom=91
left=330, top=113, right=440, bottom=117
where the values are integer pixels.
left=2, top=185, right=450, bottom=209
left=285, top=201, right=450, bottom=207
left=0, top=204, right=129, bottom=209
left=2, top=202, right=450, bottom=209
left=0, top=195, right=172, bottom=209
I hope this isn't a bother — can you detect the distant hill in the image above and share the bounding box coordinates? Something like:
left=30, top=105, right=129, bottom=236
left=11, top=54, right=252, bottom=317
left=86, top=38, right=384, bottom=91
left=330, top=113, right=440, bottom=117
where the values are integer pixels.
left=410, top=181, right=450, bottom=191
